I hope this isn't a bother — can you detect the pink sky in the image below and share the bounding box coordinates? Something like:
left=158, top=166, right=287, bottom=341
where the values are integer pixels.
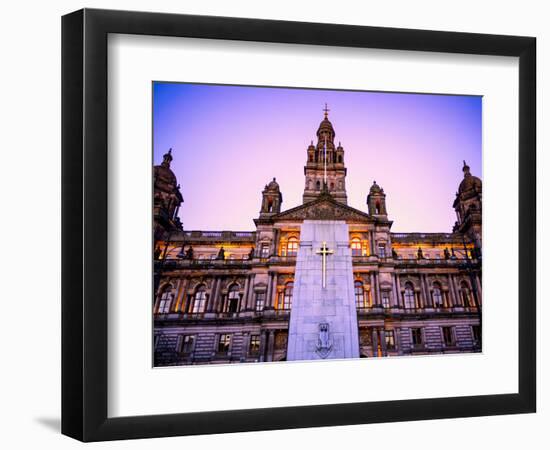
left=153, top=83, right=481, bottom=233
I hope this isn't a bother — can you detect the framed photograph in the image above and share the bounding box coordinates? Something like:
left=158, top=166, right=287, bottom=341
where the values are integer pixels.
left=62, top=8, right=536, bottom=441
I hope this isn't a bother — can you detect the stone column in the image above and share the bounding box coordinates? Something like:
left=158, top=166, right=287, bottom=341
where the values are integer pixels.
left=169, top=279, right=181, bottom=312
left=369, top=231, right=375, bottom=256
left=475, top=274, right=482, bottom=306
left=380, top=329, right=387, bottom=356
left=369, top=272, right=378, bottom=306
left=245, top=274, right=256, bottom=310
left=375, top=273, right=382, bottom=308
left=391, top=273, right=399, bottom=307
left=266, top=330, right=275, bottom=362
left=270, top=273, right=278, bottom=309
left=265, top=272, right=273, bottom=309
left=272, top=229, right=280, bottom=256
left=451, top=274, right=461, bottom=306
left=241, top=332, right=250, bottom=362
left=422, top=274, right=432, bottom=308
left=241, top=275, right=250, bottom=313
left=395, top=328, right=403, bottom=355
left=207, top=278, right=219, bottom=313
left=258, top=330, right=267, bottom=362
left=174, top=278, right=189, bottom=312
left=372, top=328, right=379, bottom=356
left=395, top=274, right=402, bottom=307
left=448, top=273, right=458, bottom=307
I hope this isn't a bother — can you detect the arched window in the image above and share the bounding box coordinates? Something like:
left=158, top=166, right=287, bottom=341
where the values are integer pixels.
left=330, top=182, right=335, bottom=190
left=191, top=285, right=207, bottom=313
left=432, top=282, right=443, bottom=307
left=287, top=237, right=298, bottom=257
left=460, top=281, right=472, bottom=307
left=403, top=282, right=416, bottom=309
left=316, top=180, right=321, bottom=190
left=227, top=284, right=240, bottom=313
left=158, top=284, right=173, bottom=313
left=338, top=155, right=343, bottom=163
left=281, top=282, right=293, bottom=310
left=354, top=281, right=366, bottom=308
left=351, top=238, right=362, bottom=257
left=375, top=201, right=381, bottom=214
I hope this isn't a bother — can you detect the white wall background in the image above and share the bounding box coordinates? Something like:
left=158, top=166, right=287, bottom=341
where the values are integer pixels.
left=0, top=1, right=546, bottom=448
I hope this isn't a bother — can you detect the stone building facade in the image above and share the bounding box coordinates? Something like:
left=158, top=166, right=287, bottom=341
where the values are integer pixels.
left=153, top=111, right=482, bottom=366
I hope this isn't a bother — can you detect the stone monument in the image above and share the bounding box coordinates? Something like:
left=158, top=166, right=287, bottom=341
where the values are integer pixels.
left=287, top=220, right=360, bottom=361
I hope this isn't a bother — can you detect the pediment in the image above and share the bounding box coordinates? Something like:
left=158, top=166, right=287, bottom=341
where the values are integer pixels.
left=273, top=196, right=373, bottom=223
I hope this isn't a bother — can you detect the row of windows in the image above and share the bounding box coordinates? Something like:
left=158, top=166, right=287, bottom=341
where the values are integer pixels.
left=409, top=325, right=481, bottom=347
left=159, top=279, right=475, bottom=314
left=164, top=325, right=481, bottom=356
left=353, top=280, right=475, bottom=309
left=157, top=282, right=294, bottom=314
left=169, top=333, right=263, bottom=356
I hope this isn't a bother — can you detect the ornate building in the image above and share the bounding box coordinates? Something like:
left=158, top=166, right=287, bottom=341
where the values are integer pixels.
left=153, top=110, right=482, bottom=366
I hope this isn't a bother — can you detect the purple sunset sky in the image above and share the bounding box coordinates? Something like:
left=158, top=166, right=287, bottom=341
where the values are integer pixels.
left=153, top=82, right=482, bottom=233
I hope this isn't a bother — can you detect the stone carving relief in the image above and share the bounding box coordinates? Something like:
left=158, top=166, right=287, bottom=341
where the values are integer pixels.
left=316, top=323, right=333, bottom=359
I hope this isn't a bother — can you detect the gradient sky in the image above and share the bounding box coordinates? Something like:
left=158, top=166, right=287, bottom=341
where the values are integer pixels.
left=153, top=83, right=481, bottom=233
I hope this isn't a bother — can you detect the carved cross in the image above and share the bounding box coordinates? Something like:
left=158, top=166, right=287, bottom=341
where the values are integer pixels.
left=315, top=241, right=334, bottom=289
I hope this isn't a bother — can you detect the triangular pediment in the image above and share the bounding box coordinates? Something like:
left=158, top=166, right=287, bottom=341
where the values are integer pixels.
left=273, top=195, right=374, bottom=223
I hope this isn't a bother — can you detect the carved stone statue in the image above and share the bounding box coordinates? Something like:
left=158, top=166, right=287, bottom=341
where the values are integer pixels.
left=217, top=247, right=225, bottom=260
left=417, top=247, right=424, bottom=259
left=185, top=246, right=194, bottom=259
left=444, top=247, right=450, bottom=260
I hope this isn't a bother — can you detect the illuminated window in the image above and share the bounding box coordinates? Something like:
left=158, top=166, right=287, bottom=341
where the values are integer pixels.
left=385, top=330, right=395, bottom=349
left=249, top=335, right=260, bottom=354
left=217, top=334, right=231, bottom=353
left=377, top=243, right=386, bottom=258
left=158, top=284, right=173, bottom=313
left=191, top=285, right=207, bottom=313
left=255, top=292, right=266, bottom=312
left=287, top=238, right=299, bottom=256
left=442, top=326, right=455, bottom=346
left=404, top=282, right=416, bottom=309
left=351, top=238, right=362, bottom=256
left=260, top=244, right=270, bottom=258
left=354, top=281, right=366, bottom=308
left=432, top=282, right=443, bottom=307
left=281, top=282, right=293, bottom=310
left=227, top=284, right=240, bottom=313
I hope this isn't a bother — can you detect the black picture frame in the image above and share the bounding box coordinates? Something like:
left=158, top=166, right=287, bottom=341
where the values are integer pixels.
left=62, top=8, right=536, bottom=442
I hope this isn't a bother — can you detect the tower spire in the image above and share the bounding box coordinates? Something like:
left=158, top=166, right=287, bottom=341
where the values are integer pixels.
left=323, top=103, right=330, bottom=119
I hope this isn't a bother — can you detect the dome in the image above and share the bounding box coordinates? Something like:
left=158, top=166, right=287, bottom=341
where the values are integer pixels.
left=370, top=180, right=382, bottom=194
left=154, top=164, right=177, bottom=185
left=317, top=117, right=335, bottom=137
left=154, top=149, right=177, bottom=187
left=458, top=175, right=482, bottom=193
left=458, top=162, right=482, bottom=193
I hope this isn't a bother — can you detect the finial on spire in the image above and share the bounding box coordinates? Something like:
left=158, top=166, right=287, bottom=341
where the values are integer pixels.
left=162, top=148, right=173, bottom=167
left=323, top=103, right=330, bottom=119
